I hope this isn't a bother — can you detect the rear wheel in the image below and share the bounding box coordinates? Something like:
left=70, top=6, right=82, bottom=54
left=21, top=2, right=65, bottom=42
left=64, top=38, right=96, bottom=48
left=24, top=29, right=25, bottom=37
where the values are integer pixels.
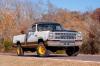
left=16, top=45, right=24, bottom=56
left=66, top=46, right=79, bottom=56
left=37, top=42, right=47, bottom=57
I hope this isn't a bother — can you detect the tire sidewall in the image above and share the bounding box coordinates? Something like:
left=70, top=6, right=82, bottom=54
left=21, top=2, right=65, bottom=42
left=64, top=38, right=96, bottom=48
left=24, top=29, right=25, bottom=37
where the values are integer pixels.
left=16, top=45, right=24, bottom=56
left=37, top=42, right=47, bottom=57
left=66, top=46, right=79, bottom=56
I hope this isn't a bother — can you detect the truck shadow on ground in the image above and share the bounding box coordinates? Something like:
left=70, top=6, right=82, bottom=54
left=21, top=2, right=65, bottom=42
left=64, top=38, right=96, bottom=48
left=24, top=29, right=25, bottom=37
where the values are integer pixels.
left=0, top=52, right=69, bottom=57
left=20, top=54, right=68, bottom=58
left=0, top=53, right=68, bottom=58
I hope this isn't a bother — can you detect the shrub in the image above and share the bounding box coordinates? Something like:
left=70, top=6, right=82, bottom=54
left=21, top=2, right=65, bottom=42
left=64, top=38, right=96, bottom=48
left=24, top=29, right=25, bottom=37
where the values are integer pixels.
left=55, top=50, right=65, bottom=54
left=2, top=40, right=13, bottom=52
left=80, top=39, right=99, bottom=54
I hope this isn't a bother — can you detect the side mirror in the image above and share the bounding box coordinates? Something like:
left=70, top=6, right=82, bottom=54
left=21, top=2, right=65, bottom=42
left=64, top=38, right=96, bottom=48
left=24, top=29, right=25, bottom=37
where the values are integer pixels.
left=27, top=28, right=34, bottom=32
left=20, top=30, right=26, bottom=34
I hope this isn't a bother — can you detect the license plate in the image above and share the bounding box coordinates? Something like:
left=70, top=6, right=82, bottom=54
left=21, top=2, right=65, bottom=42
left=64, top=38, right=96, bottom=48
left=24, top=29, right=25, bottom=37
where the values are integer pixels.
left=60, top=41, right=75, bottom=46
left=64, top=42, right=75, bottom=46
left=69, top=42, right=75, bottom=45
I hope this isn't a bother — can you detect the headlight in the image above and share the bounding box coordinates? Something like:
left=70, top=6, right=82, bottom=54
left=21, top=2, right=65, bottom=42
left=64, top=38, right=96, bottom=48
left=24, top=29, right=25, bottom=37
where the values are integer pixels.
left=77, top=32, right=81, bottom=37
left=49, top=33, right=54, bottom=39
left=76, top=32, right=82, bottom=40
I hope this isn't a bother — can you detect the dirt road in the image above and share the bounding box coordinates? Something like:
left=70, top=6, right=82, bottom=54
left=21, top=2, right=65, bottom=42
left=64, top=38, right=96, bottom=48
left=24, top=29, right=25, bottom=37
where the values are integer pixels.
left=0, top=53, right=100, bottom=66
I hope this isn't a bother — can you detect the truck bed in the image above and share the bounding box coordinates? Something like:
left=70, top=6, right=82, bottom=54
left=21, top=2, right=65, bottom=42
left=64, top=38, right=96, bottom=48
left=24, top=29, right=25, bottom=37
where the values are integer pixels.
left=13, top=34, right=26, bottom=44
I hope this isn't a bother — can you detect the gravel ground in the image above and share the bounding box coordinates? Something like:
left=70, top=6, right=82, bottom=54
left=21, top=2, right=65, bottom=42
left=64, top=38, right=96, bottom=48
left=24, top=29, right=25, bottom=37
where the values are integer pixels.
left=0, top=54, right=100, bottom=66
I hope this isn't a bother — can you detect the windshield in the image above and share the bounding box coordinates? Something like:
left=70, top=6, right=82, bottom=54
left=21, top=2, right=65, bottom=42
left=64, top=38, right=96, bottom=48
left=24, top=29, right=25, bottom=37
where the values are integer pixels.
left=37, top=24, right=63, bottom=31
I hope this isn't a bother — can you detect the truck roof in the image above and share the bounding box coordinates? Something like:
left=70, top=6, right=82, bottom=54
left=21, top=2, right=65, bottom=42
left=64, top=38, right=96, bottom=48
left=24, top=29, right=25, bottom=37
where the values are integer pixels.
left=33, top=22, right=77, bottom=32
left=34, top=22, right=61, bottom=25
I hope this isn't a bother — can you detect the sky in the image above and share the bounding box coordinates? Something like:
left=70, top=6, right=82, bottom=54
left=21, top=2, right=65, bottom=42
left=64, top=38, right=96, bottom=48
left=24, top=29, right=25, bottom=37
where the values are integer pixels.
left=50, top=0, right=100, bottom=12
left=32, top=0, right=100, bottom=12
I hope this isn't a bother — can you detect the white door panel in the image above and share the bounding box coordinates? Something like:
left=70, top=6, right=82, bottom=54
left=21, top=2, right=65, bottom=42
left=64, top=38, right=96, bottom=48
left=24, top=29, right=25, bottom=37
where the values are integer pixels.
left=27, top=32, right=38, bottom=42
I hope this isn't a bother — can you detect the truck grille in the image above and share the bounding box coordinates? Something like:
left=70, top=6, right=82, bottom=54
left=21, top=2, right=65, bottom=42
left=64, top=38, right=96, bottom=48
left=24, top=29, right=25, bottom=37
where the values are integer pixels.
left=54, top=32, right=76, bottom=40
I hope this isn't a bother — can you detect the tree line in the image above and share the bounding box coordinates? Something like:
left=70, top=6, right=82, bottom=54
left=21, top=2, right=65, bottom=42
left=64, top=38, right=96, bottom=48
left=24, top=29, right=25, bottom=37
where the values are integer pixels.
left=0, top=0, right=100, bottom=54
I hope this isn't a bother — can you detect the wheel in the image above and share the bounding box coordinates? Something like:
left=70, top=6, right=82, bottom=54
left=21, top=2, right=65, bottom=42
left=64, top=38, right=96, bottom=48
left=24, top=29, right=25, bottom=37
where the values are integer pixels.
left=66, top=46, right=79, bottom=56
left=16, top=45, right=24, bottom=56
left=37, top=42, right=47, bottom=57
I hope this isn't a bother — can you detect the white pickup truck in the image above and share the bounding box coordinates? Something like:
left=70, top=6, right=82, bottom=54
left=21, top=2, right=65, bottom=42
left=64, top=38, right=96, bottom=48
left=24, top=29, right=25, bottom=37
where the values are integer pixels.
left=13, top=22, right=82, bottom=57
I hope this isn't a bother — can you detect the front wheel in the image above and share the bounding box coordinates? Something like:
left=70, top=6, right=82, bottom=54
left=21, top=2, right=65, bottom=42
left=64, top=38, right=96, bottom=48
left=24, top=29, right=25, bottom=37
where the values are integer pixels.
left=37, top=42, right=47, bottom=57
left=66, top=46, right=79, bottom=56
left=16, top=45, right=24, bottom=56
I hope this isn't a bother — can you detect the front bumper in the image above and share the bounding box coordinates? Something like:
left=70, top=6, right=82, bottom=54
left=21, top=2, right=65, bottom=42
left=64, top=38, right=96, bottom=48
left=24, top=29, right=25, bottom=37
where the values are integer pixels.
left=47, top=40, right=82, bottom=47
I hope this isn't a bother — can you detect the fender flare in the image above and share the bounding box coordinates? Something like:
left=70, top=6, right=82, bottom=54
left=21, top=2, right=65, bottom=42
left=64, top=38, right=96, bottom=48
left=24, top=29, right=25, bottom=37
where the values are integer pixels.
left=38, top=39, right=44, bottom=44
left=16, top=41, right=21, bottom=45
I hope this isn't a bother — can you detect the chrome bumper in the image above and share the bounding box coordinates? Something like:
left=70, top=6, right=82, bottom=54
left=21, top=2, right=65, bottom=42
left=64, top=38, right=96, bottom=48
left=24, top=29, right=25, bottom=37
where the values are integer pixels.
left=47, top=40, right=82, bottom=47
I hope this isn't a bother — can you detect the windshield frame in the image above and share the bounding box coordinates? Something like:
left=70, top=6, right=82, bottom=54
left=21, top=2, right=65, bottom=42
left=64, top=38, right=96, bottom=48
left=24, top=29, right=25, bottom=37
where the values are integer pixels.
left=37, top=23, right=63, bottom=31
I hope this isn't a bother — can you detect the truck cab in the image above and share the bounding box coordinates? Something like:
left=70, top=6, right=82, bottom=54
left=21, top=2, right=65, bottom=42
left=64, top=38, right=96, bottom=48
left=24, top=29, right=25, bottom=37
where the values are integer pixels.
left=13, top=22, right=82, bottom=57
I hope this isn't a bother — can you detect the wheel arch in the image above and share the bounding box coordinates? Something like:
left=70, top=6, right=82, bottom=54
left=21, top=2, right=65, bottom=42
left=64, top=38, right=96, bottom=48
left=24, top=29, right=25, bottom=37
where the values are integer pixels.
left=16, top=41, right=21, bottom=45
left=38, top=39, right=44, bottom=44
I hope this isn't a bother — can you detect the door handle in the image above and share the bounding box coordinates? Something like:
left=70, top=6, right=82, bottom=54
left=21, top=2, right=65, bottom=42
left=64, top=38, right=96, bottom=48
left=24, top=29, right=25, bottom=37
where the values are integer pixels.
left=35, top=35, right=37, bottom=37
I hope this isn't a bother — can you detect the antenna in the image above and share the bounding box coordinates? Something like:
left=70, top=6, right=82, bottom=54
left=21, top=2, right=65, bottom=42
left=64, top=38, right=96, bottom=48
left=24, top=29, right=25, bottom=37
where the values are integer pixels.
left=47, top=0, right=50, bottom=21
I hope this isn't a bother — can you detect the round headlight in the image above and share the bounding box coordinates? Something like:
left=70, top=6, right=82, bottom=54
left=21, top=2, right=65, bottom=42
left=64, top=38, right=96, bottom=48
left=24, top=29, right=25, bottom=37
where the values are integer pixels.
left=49, top=33, right=53, bottom=39
left=77, top=32, right=81, bottom=37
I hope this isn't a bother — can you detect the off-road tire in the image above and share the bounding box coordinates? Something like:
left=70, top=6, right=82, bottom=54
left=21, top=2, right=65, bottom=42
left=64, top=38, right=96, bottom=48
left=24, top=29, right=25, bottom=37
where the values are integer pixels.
left=66, top=46, right=79, bottom=56
left=16, top=45, right=24, bottom=56
left=37, top=42, right=48, bottom=57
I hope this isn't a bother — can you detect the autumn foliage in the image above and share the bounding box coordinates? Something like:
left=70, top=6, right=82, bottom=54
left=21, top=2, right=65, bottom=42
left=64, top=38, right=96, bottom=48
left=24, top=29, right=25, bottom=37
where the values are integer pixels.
left=0, top=0, right=100, bottom=54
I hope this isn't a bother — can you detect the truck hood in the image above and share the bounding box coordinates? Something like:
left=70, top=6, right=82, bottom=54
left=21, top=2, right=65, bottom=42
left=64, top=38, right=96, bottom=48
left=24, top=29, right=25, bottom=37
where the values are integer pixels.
left=52, top=30, right=77, bottom=32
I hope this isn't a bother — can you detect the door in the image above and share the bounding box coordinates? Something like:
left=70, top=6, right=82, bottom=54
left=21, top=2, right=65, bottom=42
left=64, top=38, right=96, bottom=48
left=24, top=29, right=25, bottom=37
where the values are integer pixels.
left=27, top=25, right=38, bottom=43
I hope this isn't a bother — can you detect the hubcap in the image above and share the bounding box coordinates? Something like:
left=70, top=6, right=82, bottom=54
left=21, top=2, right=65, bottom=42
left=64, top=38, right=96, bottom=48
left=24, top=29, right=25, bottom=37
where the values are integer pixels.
left=38, top=45, right=46, bottom=55
left=17, top=48, right=20, bottom=55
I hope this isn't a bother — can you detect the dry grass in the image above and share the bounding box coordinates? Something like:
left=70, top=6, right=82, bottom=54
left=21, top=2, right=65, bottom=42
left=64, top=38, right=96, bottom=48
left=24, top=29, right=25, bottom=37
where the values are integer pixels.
left=0, top=55, right=100, bottom=66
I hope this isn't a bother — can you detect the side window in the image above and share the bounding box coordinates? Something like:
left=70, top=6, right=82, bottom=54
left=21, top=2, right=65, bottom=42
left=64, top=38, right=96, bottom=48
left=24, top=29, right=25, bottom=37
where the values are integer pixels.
left=32, top=25, right=36, bottom=32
